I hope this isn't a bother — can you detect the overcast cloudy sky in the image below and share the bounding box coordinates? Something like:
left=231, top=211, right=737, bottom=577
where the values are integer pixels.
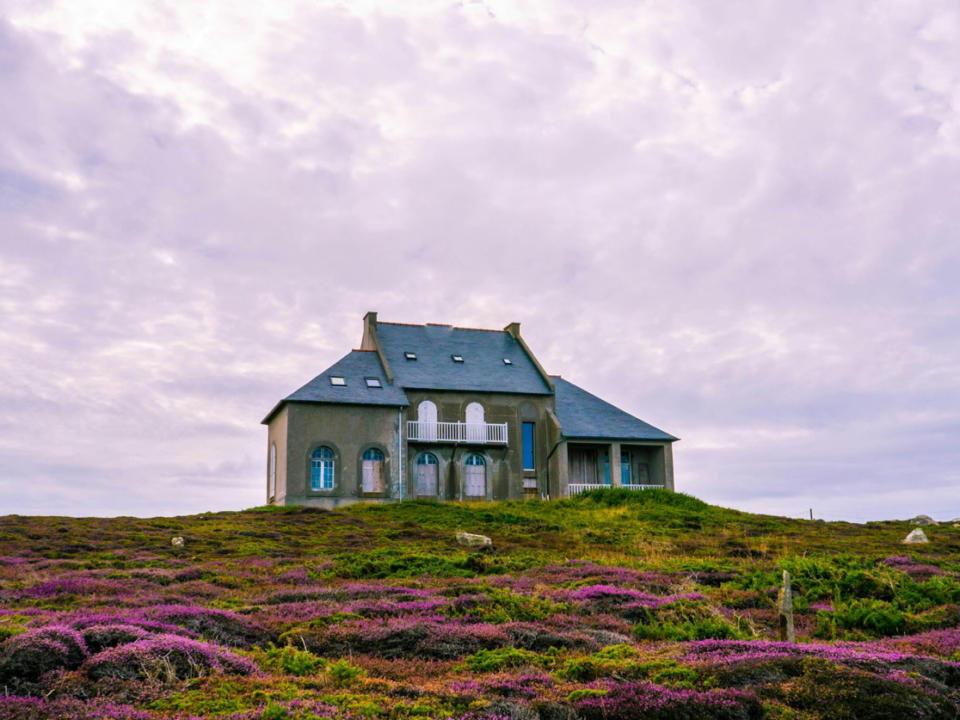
left=1, top=0, right=958, bottom=520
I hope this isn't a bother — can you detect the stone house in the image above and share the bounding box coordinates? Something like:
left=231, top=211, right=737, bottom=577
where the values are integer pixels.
left=261, top=313, right=677, bottom=507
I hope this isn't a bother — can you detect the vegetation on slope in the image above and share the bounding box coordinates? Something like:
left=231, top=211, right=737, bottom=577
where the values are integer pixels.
left=2, top=490, right=960, bottom=718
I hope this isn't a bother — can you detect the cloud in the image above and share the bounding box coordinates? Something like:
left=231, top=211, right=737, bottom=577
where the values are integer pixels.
left=0, top=0, right=958, bottom=519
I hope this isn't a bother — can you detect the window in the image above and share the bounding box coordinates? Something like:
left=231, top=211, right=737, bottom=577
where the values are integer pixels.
left=465, top=454, right=485, bottom=497
left=503, top=358, right=512, bottom=365
left=466, top=402, right=485, bottom=442
left=417, top=400, right=438, bottom=441
left=269, top=443, right=277, bottom=499
left=362, top=448, right=385, bottom=493
left=405, top=352, right=417, bottom=360
left=365, top=377, right=382, bottom=388
left=311, top=447, right=334, bottom=490
left=416, top=453, right=438, bottom=496
left=522, top=422, right=535, bottom=471
left=452, top=355, right=464, bottom=363
left=330, top=376, right=346, bottom=386
left=604, top=452, right=632, bottom=484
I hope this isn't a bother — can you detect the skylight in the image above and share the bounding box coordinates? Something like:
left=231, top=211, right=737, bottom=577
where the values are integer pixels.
left=404, top=352, right=417, bottom=360
left=330, top=376, right=346, bottom=386
left=503, top=358, right=513, bottom=365
left=452, top=355, right=464, bottom=363
left=365, top=377, right=382, bottom=388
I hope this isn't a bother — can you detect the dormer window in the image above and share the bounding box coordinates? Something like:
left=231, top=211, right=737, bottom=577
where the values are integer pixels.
left=365, top=377, right=382, bottom=388
left=404, top=352, right=417, bottom=361
left=503, top=358, right=513, bottom=365
left=452, top=355, right=464, bottom=363
left=330, top=376, right=346, bottom=386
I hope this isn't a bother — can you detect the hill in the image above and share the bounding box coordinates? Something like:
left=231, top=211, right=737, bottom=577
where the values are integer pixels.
left=2, top=490, right=960, bottom=719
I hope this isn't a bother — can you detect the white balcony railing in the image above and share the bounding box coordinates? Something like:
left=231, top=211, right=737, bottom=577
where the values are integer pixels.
left=406, top=421, right=508, bottom=444
left=568, top=483, right=666, bottom=495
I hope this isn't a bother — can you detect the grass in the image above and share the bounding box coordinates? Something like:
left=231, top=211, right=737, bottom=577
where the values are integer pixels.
left=2, top=491, right=960, bottom=718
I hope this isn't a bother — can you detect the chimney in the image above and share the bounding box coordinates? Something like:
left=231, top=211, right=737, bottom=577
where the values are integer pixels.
left=361, top=311, right=378, bottom=350
left=504, top=322, right=521, bottom=339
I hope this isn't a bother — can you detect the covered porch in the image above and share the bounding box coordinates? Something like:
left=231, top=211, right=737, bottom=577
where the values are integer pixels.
left=565, top=441, right=673, bottom=495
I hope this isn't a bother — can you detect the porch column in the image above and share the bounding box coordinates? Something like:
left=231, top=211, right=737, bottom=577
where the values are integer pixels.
left=609, top=442, right=621, bottom=487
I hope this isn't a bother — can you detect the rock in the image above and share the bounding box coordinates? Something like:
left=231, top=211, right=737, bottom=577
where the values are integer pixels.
left=903, top=529, right=929, bottom=544
left=171, top=537, right=185, bottom=548
left=910, top=515, right=938, bottom=526
left=456, top=532, right=492, bottom=547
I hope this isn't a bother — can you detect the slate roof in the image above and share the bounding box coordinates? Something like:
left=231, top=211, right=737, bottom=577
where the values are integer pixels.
left=554, top=377, right=678, bottom=442
left=261, top=350, right=408, bottom=422
left=376, top=323, right=553, bottom=395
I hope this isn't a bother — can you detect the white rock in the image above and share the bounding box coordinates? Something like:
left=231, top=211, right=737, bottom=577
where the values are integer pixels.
left=171, top=536, right=185, bottom=548
left=456, top=532, right=492, bottom=547
left=903, top=529, right=929, bottom=544
left=910, top=515, right=938, bottom=526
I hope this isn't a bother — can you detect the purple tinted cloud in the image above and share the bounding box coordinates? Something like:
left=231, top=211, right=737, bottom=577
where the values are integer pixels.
left=0, top=1, right=958, bottom=519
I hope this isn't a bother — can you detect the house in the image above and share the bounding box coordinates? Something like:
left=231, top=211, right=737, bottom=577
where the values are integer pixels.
left=261, top=313, right=678, bottom=506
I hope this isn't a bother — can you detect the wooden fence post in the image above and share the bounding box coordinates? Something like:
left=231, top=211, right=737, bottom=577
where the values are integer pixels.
left=778, top=570, right=795, bottom=643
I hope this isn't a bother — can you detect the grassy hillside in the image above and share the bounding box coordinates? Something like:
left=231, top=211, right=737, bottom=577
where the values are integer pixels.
left=2, top=491, right=960, bottom=719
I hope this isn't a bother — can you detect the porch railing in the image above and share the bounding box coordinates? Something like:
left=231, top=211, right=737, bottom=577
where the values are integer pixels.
left=568, top=483, right=666, bottom=495
left=406, top=421, right=508, bottom=444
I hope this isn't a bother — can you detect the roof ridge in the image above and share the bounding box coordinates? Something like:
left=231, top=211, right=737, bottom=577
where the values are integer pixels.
left=351, top=348, right=377, bottom=352
left=377, top=321, right=505, bottom=333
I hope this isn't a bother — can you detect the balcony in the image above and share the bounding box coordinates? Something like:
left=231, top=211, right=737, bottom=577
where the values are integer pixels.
left=406, top=421, right=508, bottom=444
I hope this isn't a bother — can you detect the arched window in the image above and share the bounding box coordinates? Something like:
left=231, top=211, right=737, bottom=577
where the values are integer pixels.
left=466, top=402, right=485, bottom=442
left=465, top=454, right=486, bottom=497
left=416, top=453, right=439, bottom=496
left=269, top=443, right=277, bottom=499
left=311, top=447, right=334, bottom=491
left=418, top=400, right=438, bottom=440
left=362, top=448, right=385, bottom=494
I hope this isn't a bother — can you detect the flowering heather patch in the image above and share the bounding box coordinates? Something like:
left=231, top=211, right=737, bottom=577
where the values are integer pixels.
left=0, top=696, right=156, bottom=720
left=85, top=634, right=259, bottom=681
left=296, top=616, right=511, bottom=659
left=81, top=624, right=153, bottom=653
left=65, top=611, right=201, bottom=638
left=876, top=628, right=960, bottom=658
left=883, top=555, right=947, bottom=582
left=573, top=682, right=763, bottom=720
left=141, top=605, right=274, bottom=648
left=0, top=626, right=89, bottom=684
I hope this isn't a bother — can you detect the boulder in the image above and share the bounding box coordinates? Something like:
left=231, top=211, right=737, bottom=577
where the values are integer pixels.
left=903, top=529, right=929, bottom=544
left=456, top=532, right=492, bottom=547
left=910, top=515, right=938, bottom=526
left=171, top=537, right=185, bottom=548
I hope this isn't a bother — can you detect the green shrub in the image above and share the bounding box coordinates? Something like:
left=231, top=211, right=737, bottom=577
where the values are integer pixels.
left=815, top=599, right=904, bottom=639
left=570, top=488, right=709, bottom=512
left=634, top=616, right=746, bottom=642
left=445, top=587, right=566, bottom=623
left=557, top=646, right=698, bottom=687
left=458, top=647, right=547, bottom=672
left=566, top=688, right=609, bottom=703
left=327, top=658, right=366, bottom=686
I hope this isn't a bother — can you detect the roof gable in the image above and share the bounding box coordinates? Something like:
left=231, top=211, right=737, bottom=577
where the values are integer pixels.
left=376, top=323, right=552, bottom=395
left=554, top=377, right=677, bottom=442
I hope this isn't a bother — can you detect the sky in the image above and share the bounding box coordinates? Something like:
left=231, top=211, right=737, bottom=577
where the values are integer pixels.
left=1, top=0, right=958, bottom=521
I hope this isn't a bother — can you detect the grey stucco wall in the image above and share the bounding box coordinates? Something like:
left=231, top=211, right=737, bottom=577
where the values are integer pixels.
left=401, top=389, right=555, bottom=501
left=266, top=406, right=289, bottom=504
left=279, top=402, right=401, bottom=508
